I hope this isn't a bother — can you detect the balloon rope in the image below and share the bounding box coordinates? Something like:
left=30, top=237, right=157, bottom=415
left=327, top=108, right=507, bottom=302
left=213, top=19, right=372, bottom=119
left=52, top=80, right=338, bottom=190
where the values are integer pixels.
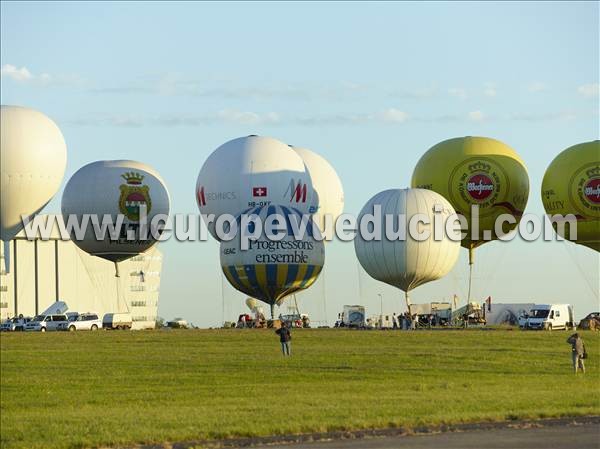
left=270, top=303, right=275, bottom=320
left=405, top=291, right=411, bottom=316
left=322, top=272, right=328, bottom=326
left=114, top=262, right=130, bottom=313
left=467, top=248, right=475, bottom=303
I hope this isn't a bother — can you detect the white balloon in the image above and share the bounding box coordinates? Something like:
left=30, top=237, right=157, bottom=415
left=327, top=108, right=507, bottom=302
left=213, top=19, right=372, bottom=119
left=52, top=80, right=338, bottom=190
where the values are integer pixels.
left=61, top=160, right=170, bottom=265
left=1, top=105, right=67, bottom=241
left=196, top=136, right=315, bottom=240
left=292, top=146, right=344, bottom=240
left=354, top=188, right=460, bottom=297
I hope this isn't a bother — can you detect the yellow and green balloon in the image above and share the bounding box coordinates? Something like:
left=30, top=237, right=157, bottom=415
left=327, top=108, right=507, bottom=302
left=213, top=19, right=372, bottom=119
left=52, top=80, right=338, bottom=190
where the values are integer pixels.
left=541, top=140, right=600, bottom=252
left=412, top=136, right=530, bottom=300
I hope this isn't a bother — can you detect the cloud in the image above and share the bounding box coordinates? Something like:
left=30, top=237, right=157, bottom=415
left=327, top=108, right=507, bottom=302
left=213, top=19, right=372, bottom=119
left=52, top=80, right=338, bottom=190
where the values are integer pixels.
left=578, top=83, right=599, bottom=98
left=467, top=110, right=486, bottom=122
left=216, top=109, right=280, bottom=125
left=65, top=107, right=595, bottom=128
left=506, top=110, right=579, bottom=122
left=378, top=108, right=409, bottom=123
left=390, top=85, right=439, bottom=99
left=1, top=64, right=33, bottom=81
left=0, top=63, right=84, bottom=88
left=483, top=83, right=497, bottom=97
left=448, top=87, right=468, bottom=100
left=66, top=109, right=281, bottom=127
left=527, top=82, right=548, bottom=93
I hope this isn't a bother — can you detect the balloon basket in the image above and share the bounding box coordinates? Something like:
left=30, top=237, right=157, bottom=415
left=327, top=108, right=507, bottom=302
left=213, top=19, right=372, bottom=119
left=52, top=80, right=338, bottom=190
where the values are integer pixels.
left=267, top=319, right=282, bottom=329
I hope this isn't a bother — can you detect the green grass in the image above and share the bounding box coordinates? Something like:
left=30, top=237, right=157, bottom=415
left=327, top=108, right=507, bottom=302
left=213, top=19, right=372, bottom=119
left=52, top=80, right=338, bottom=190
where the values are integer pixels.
left=1, top=329, right=598, bottom=449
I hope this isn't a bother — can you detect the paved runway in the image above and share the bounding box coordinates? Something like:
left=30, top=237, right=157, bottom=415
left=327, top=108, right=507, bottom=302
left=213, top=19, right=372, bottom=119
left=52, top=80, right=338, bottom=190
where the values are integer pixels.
left=258, top=422, right=599, bottom=449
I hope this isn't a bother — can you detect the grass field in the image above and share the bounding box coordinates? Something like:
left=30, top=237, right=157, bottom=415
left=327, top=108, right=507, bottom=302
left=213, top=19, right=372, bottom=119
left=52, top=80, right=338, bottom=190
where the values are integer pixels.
left=1, top=329, right=598, bottom=449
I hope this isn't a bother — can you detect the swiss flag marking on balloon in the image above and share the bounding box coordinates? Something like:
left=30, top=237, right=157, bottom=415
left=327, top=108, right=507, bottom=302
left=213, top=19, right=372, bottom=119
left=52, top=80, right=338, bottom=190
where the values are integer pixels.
left=252, top=187, right=268, bottom=197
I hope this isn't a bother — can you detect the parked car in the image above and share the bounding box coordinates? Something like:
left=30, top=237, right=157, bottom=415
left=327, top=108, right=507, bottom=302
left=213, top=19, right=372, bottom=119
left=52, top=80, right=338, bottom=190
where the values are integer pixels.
left=102, top=313, right=132, bottom=330
left=58, top=313, right=102, bottom=331
left=0, top=316, right=32, bottom=332
left=24, top=314, right=69, bottom=332
left=578, top=312, right=600, bottom=331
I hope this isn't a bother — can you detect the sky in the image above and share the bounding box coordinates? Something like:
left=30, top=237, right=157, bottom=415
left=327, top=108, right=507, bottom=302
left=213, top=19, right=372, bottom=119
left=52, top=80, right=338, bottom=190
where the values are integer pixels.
left=1, top=1, right=598, bottom=326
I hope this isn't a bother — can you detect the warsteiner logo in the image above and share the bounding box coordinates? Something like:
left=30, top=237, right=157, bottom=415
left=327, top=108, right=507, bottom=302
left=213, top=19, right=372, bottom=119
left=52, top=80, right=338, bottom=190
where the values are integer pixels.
left=450, top=158, right=504, bottom=216
left=572, top=164, right=600, bottom=217
left=119, top=172, right=151, bottom=221
left=465, top=161, right=495, bottom=201
left=583, top=167, right=600, bottom=205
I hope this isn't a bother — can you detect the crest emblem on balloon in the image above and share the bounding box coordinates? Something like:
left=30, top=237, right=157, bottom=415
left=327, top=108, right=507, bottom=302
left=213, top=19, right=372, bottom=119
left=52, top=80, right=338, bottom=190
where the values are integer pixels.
left=573, top=165, right=600, bottom=213
left=450, top=158, right=504, bottom=214
left=119, top=172, right=152, bottom=221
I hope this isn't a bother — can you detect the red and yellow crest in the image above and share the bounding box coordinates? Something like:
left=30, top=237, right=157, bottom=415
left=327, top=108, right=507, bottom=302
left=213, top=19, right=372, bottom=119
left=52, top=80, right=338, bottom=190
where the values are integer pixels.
left=119, top=172, right=152, bottom=221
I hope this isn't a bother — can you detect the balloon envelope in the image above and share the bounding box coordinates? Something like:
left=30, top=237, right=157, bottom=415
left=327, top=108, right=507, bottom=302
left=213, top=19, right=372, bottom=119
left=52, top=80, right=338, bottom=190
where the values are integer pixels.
left=245, top=297, right=257, bottom=311
left=542, top=140, right=600, bottom=252
left=61, top=160, right=170, bottom=263
left=220, top=205, right=324, bottom=313
left=1, top=105, right=67, bottom=241
left=412, top=136, right=529, bottom=255
left=292, top=146, right=344, bottom=240
left=196, top=136, right=315, bottom=240
left=354, top=188, right=460, bottom=294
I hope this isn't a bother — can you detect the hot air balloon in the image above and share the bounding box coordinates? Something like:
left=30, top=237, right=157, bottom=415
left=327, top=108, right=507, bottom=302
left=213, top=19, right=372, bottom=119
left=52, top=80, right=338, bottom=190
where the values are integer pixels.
left=221, top=205, right=324, bottom=318
left=542, top=140, right=600, bottom=251
left=354, top=188, right=461, bottom=311
left=61, top=160, right=170, bottom=275
left=245, top=297, right=258, bottom=311
left=411, top=136, right=529, bottom=301
left=196, top=136, right=315, bottom=240
left=291, top=146, right=344, bottom=240
left=1, top=105, right=67, bottom=271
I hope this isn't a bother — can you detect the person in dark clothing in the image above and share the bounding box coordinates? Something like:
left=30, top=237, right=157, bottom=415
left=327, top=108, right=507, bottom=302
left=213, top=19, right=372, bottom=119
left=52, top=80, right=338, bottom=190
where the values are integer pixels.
left=275, top=322, right=291, bottom=356
left=566, top=333, right=586, bottom=373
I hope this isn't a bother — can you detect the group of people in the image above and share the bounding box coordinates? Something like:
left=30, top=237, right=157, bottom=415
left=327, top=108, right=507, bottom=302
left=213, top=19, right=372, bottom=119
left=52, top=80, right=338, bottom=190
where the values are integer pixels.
left=391, top=312, right=433, bottom=330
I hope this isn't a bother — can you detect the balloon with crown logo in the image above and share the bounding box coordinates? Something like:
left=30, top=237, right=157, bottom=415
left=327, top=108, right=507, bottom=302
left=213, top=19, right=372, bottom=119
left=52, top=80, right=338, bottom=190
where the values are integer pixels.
left=542, top=140, right=600, bottom=252
left=411, top=137, right=530, bottom=303
left=61, top=160, right=170, bottom=276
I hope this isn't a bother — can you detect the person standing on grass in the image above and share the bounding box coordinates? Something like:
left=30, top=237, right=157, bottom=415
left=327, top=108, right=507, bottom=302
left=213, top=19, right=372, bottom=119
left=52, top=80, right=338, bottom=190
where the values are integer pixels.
left=276, top=321, right=292, bottom=356
left=392, top=313, right=398, bottom=329
left=567, top=332, right=586, bottom=374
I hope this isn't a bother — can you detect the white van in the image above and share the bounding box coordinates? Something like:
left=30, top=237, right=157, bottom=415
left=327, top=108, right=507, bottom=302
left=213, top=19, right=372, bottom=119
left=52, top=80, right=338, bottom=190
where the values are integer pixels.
left=24, top=314, right=69, bottom=332
left=525, top=304, right=574, bottom=331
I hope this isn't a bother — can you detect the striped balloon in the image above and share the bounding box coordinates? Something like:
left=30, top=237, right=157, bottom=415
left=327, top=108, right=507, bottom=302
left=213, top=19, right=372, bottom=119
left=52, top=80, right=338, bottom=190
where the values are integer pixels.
left=220, top=205, right=325, bottom=317
left=223, top=263, right=322, bottom=306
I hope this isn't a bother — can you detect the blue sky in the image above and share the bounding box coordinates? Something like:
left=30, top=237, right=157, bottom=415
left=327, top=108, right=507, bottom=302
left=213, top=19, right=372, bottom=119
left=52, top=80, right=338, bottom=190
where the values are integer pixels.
left=1, top=1, right=598, bottom=326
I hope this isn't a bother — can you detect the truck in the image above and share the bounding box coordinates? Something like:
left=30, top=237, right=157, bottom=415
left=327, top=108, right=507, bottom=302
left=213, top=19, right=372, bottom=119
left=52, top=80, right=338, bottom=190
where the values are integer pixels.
left=102, top=313, right=132, bottom=330
left=367, top=314, right=394, bottom=329
left=524, top=304, right=574, bottom=331
left=340, top=305, right=366, bottom=328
